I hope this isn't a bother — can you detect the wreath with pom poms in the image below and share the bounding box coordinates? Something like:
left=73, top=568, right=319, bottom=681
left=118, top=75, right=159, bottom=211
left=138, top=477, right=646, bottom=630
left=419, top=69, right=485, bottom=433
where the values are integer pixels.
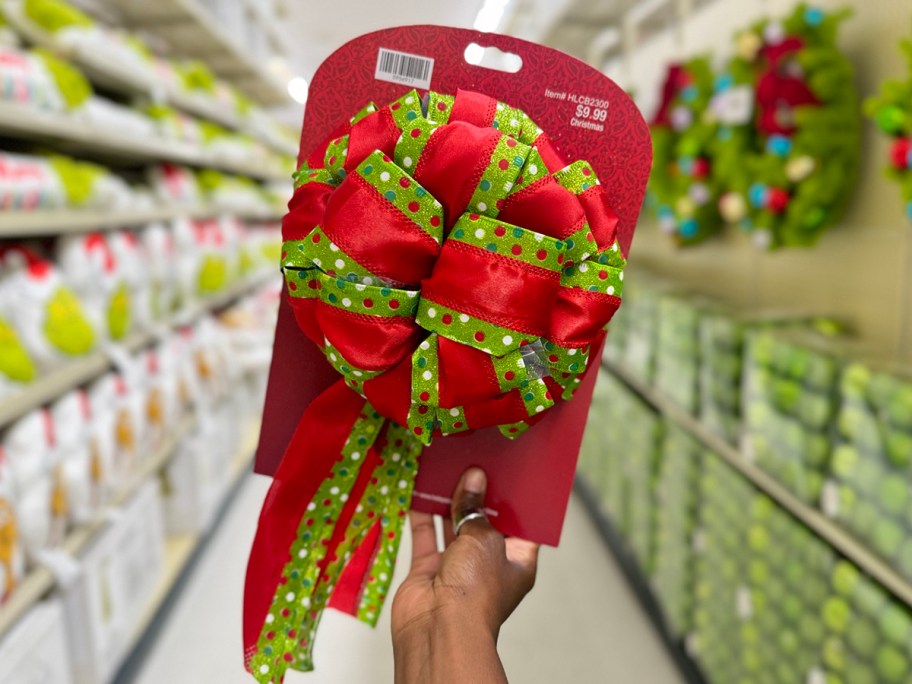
left=713, top=4, right=860, bottom=249
left=647, top=57, right=723, bottom=246
left=865, top=27, right=912, bottom=222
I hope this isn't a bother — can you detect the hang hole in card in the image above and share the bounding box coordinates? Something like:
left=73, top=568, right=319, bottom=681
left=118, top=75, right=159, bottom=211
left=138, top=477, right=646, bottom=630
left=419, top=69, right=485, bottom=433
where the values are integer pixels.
left=464, top=43, right=523, bottom=73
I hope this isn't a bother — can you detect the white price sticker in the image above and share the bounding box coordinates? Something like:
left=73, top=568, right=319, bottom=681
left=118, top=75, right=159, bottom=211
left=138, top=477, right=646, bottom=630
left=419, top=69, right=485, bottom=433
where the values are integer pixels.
left=375, top=48, right=434, bottom=90
left=736, top=585, right=753, bottom=620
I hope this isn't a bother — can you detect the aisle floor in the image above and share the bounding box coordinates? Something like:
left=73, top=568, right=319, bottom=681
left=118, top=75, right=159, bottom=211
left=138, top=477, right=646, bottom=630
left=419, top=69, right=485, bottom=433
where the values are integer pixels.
left=128, top=473, right=684, bottom=684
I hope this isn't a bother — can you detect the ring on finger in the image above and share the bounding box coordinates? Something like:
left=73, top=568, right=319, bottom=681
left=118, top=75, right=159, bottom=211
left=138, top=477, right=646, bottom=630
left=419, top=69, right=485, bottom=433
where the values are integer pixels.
left=453, top=509, right=487, bottom=536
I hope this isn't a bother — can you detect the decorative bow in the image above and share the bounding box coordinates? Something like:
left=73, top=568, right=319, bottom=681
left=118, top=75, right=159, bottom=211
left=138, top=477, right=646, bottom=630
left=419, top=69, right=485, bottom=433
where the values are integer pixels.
left=243, top=88, right=626, bottom=682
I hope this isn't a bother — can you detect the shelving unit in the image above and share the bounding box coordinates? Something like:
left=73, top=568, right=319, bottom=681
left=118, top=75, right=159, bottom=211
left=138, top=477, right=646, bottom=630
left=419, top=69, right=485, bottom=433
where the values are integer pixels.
left=122, top=417, right=260, bottom=658
left=0, top=103, right=288, bottom=181
left=600, top=358, right=912, bottom=610
left=103, top=0, right=288, bottom=106
left=0, top=271, right=278, bottom=429
left=0, top=204, right=285, bottom=238
left=0, top=414, right=196, bottom=639
left=1, top=0, right=295, bottom=154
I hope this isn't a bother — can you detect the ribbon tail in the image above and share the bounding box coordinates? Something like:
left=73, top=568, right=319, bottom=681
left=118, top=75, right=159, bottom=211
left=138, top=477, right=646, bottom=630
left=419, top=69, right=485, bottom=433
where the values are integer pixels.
left=243, top=381, right=423, bottom=683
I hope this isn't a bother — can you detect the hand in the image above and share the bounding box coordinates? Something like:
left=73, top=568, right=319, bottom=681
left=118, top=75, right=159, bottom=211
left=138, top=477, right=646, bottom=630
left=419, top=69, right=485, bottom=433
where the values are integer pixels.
left=391, top=468, right=540, bottom=684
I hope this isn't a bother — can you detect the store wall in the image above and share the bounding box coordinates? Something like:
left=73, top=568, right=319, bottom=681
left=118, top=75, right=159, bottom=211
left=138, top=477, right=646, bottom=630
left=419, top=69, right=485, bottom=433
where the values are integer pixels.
left=607, top=0, right=912, bottom=363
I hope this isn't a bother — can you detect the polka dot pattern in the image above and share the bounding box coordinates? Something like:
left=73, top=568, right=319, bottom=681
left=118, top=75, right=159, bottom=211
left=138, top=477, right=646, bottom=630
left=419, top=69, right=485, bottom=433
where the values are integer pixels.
left=393, top=117, right=440, bottom=173
left=448, top=213, right=565, bottom=273
left=387, top=89, right=425, bottom=130
left=249, top=408, right=386, bottom=679
left=435, top=404, right=470, bottom=435
left=323, top=135, right=350, bottom=182
left=466, top=133, right=530, bottom=218
left=510, top=147, right=549, bottom=193
left=416, top=297, right=537, bottom=357
left=426, top=91, right=455, bottom=124
left=408, top=335, right=440, bottom=444
left=356, top=150, right=444, bottom=244
left=258, top=89, right=631, bottom=684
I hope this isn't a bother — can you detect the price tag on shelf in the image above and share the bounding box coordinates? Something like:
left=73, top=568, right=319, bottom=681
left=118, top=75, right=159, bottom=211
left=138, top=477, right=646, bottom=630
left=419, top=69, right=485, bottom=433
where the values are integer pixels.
left=821, top=481, right=840, bottom=518
left=736, top=585, right=753, bottom=620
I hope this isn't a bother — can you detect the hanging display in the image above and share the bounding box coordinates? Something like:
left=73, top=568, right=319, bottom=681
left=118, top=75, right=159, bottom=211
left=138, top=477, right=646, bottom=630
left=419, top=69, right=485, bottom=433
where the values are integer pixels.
left=648, top=58, right=723, bottom=245
left=865, top=27, right=912, bottom=222
left=713, top=5, right=860, bottom=249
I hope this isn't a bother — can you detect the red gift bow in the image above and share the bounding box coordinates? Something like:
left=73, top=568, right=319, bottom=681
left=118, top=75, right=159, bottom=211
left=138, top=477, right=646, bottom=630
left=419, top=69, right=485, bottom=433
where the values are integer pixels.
left=244, top=89, right=625, bottom=682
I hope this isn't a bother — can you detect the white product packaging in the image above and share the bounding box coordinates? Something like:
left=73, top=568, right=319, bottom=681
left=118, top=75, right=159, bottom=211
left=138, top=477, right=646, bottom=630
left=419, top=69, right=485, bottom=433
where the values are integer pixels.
left=0, top=151, right=67, bottom=210
left=56, top=233, right=133, bottom=343
left=0, top=247, right=97, bottom=370
left=50, top=391, right=97, bottom=525
left=62, top=480, right=165, bottom=684
left=0, top=453, right=26, bottom=603
left=0, top=598, right=74, bottom=684
left=2, top=409, right=58, bottom=563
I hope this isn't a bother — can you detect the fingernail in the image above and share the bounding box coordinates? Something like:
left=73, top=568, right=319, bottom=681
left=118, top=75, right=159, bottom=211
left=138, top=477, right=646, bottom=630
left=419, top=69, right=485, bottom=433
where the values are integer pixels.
left=463, top=467, right=486, bottom=494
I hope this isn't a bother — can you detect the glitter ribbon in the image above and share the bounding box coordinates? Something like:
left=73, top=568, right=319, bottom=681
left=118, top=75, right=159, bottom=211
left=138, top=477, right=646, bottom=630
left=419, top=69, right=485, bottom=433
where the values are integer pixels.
left=243, top=88, right=627, bottom=682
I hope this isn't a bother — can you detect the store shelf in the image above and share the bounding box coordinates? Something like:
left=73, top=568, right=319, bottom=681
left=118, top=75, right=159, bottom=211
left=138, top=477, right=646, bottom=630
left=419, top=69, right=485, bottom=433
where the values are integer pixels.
left=0, top=204, right=284, bottom=238
left=575, top=475, right=707, bottom=684
left=600, top=358, right=912, bottom=611
left=104, top=0, right=288, bottom=106
left=121, top=417, right=260, bottom=664
left=0, top=102, right=289, bottom=181
left=0, top=271, right=278, bottom=429
left=0, top=414, right=196, bottom=640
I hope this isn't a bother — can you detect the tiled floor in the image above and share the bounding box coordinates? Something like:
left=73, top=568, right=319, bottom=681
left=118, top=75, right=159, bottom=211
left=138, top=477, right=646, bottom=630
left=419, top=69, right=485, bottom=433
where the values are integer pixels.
left=130, top=473, right=684, bottom=683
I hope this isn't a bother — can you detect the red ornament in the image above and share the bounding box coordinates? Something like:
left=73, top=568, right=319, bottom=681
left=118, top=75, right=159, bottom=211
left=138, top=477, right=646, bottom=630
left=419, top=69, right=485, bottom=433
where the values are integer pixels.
left=890, top=138, right=911, bottom=170
left=691, top=157, right=710, bottom=179
left=766, top=187, right=790, bottom=214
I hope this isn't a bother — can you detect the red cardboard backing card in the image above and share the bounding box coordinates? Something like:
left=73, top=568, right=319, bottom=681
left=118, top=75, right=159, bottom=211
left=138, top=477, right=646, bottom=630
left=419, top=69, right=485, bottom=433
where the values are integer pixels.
left=256, top=26, right=651, bottom=546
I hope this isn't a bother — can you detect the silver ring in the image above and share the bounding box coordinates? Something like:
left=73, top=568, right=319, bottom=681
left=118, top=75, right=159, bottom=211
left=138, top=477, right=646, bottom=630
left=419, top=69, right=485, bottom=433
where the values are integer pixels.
left=453, top=510, right=487, bottom=536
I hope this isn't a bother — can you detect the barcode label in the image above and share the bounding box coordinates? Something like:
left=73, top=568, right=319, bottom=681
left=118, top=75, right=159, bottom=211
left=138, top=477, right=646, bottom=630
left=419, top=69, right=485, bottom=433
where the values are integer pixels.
left=375, top=48, right=434, bottom=90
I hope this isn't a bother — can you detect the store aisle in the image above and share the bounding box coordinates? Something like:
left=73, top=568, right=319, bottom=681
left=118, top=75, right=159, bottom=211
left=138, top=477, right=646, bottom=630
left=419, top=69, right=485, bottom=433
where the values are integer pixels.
left=130, top=472, right=684, bottom=684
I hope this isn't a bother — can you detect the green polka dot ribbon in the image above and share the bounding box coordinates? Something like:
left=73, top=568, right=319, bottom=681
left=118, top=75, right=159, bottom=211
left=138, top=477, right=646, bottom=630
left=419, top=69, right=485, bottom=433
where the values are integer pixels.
left=246, top=88, right=628, bottom=682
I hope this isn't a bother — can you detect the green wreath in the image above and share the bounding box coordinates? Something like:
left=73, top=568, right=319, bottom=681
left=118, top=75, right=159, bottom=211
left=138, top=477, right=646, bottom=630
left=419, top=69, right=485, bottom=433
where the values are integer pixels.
left=647, top=57, right=722, bottom=246
left=865, top=27, right=912, bottom=222
left=713, top=4, right=860, bottom=249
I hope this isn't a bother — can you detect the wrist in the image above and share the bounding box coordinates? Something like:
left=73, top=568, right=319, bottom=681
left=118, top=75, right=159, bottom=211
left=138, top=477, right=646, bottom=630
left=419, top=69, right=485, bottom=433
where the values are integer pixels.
left=393, top=606, right=504, bottom=684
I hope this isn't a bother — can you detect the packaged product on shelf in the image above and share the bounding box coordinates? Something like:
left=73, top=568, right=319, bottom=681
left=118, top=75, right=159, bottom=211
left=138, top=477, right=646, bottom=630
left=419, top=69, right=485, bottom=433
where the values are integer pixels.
left=0, top=598, right=74, bottom=684
left=145, top=104, right=205, bottom=146
left=139, top=221, right=177, bottom=320
left=87, top=372, right=140, bottom=489
left=655, top=292, right=706, bottom=413
left=651, top=425, right=703, bottom=638
left=0, top=245, right=96, bottom=370
left=0, top=452, right=26, bottom=603
left=85, top=373, right=118, bottom=500
left=174, top=59, right=240, bottom=115
left=742, top=327, right=844, bottom=505
left=585, top=370, right=663, bottom=575
left=108, top=229, right=153, bottom=331
left=196, top=169, right=273, bottom=214
left=56, top=232, right=134, bottom=342
left=172, top=216, right=230, bottom=300
left=46, top=155, right=139, bottom=212
left=0, top=292, right=38, bottom=401
left=75, top=95, right=159, bottom=140
left=612, top=276, right=662, bottom=383
left=824, top=361, right=912, bottom=581
left=691, top=455, right=835, bottom=684
left=202, top=122, right=267, bottom=167
left=698, top=309, right=821, bottom=445
left=0, top=151, right=67, bottom=210
left=820, top=560, right=912, bottom=684
left=0, top=46, right=64, bottom=111
left=62, top=480, right=164, bottom=684
left=50, top=390, right=95, bottom=525
left=139, top=346, right=180, bottom=453
left=2, top=408, right=61, bottom=563
left=148, top=164, right=202, bottom=206
left=5, top=0, right=159, bottom=92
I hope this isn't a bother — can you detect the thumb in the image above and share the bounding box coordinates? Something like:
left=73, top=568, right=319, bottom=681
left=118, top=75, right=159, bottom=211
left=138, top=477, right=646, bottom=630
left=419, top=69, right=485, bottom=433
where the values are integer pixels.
left=450, top=467, right=492, bottom=537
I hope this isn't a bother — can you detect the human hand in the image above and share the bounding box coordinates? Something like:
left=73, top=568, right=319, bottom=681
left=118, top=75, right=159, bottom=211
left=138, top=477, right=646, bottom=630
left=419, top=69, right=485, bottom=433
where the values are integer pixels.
left=391, top=468, right=540, bottom=683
